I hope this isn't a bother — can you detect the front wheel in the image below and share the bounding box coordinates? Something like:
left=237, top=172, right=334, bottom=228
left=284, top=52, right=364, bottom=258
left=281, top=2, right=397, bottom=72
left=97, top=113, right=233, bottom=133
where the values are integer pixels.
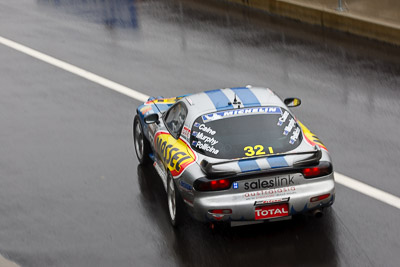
left=133, top=115, right=151, bottom=164
left=167, top=173, right=184, bottom=227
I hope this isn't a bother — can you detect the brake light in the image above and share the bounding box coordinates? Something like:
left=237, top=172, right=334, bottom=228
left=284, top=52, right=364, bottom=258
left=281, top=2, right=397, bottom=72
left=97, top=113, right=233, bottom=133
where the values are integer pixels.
left=302, top=162, right=332, bottom=178
left=303, top=167, right=321, bottom=177
left=194, top=178, right=232, bottom=191
left=310, top=193, right=330, bottom=202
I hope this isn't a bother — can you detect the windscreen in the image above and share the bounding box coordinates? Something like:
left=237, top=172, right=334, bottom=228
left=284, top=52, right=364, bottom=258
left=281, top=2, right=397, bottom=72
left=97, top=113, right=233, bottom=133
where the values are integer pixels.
left=190, top=107, right=302, bottom=159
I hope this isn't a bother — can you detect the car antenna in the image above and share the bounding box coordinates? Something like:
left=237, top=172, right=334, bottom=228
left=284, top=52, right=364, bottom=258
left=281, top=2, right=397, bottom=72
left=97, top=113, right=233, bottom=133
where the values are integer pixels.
left=228, top=94, right=241, bottom=108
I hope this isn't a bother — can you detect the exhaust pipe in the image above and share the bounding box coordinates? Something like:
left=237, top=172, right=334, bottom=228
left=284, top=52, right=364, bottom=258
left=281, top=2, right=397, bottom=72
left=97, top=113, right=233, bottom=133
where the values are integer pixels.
left=313, top=209, right=323, bottom=218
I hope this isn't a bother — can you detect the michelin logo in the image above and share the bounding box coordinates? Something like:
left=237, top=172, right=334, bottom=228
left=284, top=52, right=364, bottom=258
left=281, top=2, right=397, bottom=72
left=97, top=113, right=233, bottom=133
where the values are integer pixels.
left=202, top=107, right=282, bottom=122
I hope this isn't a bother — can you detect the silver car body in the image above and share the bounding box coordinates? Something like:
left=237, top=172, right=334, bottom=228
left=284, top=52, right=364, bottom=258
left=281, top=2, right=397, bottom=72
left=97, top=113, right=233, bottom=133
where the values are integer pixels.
left=136, top=86, right=335, bottom=224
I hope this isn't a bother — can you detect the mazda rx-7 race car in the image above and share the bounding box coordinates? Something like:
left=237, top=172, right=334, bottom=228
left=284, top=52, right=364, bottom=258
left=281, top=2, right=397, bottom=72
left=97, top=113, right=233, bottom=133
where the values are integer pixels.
left=133, top=86, right=335, bottom=227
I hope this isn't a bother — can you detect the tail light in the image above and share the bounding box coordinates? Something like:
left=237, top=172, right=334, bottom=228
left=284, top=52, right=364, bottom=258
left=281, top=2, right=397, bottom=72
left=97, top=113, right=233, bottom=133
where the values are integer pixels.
left=194, top=178, right=231, bottom=191
left=310, top=193, right=331, bottom=202
left=302, top=161, right=332, bottom=178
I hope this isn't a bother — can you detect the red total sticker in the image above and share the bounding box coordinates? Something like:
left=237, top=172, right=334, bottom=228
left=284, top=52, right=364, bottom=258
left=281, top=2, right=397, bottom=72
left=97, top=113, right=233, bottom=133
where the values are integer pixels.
left=254, top=203, right=289, bottom=220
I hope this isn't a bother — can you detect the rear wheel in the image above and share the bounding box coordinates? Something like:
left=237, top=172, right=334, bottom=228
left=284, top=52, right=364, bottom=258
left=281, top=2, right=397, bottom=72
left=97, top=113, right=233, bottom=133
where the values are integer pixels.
left=167, top=173, right=184, bottom=227
left=133, top=115, right=151, bottom=164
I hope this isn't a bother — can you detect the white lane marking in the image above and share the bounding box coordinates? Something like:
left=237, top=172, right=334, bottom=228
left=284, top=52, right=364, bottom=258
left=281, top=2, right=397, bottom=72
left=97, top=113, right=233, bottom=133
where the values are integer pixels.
left=0, top=254, right=20, bottom=267
left=335, top=172, right=400, bottom=210
left=0, top=36, right=150, bottom=103
left=1, top=35, right=400, bottom=210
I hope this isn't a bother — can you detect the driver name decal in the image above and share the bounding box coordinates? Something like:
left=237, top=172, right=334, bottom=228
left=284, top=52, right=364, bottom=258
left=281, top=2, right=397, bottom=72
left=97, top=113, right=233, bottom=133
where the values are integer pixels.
left=154, top=131, right=196, bottom=177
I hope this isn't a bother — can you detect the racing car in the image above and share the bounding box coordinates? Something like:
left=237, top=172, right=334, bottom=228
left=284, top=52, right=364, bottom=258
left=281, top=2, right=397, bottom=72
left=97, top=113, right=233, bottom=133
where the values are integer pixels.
left=133, top=86, right=335, bottom=227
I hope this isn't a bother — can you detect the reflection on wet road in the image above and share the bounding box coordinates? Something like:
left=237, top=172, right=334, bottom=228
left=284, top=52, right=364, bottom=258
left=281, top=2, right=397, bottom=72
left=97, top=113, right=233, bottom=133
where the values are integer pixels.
left=138, top=165, right=349, bottom=267
left=0, top=0, right=399, bottom=266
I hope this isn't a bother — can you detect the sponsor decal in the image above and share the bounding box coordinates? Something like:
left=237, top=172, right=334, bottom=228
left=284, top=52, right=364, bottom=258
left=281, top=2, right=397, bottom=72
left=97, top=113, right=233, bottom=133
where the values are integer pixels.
left=181, top=126, right=191, bottom=140
left=243, top=175, right=295, bottom=190
left=254, top=197, right=289, bottom=206
left=202, top=107, right=282, bottom=122
left=154, top=131, right=196, bottom=177
left=277, top=111, right=289, bottom=126
left=243, top=186, right=297, bottom=200
left=145, top=97, right=177, bottom=105
left=193, top=122, right=200, bottom=128
left=283, top=118, right=296, bottom=135
left=289, top=127, right=301, bottom=144
left=298, top=121, right=328, bottom=151
left=140, top=105, right=153, bottom=115
left=233, top=182, right=239, bottom=189
left=255, top=203, right=289, bottom=220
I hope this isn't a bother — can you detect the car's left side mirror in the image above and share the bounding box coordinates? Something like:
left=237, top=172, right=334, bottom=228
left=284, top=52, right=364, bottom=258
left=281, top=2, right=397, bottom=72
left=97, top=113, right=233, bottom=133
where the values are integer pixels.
left=144, top=113, right=159, bottom=124
left=284, top=97, right=301, bottom=107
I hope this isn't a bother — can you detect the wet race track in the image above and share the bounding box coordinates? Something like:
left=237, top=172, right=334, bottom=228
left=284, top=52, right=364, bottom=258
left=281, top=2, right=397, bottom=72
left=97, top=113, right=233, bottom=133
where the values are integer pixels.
left=1, top=0, right=400, bottom=266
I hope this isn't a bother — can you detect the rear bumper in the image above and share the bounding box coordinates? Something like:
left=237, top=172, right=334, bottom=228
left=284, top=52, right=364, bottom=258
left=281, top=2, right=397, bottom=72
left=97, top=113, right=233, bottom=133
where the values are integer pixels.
left=189, top=174, right=335, bottom=222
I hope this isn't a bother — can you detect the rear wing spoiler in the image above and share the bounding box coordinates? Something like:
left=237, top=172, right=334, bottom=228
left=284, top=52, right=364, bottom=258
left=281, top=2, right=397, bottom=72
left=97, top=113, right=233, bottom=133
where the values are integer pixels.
left=200, top=146, right=322, bottom=176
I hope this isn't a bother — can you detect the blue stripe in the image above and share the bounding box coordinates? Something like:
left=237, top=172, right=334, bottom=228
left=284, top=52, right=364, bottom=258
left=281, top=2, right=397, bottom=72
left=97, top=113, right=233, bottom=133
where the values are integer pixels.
left=266, top=156, right=289, bottom=168
left=231, top=87, right=260, bottom=107
left=238, top=159, right=260, bottom=173
left=204, top=89, right=231, bottom=111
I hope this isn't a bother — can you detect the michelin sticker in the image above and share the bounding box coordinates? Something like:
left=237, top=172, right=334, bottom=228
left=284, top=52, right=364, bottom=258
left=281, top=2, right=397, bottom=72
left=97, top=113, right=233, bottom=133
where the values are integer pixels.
left=202, top=107, right=282, bottom=123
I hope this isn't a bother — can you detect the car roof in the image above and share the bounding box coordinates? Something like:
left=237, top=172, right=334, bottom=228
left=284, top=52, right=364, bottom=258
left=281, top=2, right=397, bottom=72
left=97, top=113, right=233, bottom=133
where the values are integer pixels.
left=184, top=86, right=285, bottom=115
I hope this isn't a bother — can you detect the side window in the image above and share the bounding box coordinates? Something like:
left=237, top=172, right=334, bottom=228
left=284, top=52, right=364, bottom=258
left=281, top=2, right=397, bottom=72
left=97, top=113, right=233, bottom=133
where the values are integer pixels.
left=163, top=102, right=188, bottom=139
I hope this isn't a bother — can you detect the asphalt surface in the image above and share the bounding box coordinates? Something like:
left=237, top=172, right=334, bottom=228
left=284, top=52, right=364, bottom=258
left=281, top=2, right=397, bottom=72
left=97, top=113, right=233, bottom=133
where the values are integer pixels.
left=0, top=0, right=400, bottom=266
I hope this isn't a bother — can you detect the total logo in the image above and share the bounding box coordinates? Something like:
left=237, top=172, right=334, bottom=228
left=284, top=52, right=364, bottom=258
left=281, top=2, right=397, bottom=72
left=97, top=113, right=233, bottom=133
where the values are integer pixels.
left=255, top=204, right=289, bottom=220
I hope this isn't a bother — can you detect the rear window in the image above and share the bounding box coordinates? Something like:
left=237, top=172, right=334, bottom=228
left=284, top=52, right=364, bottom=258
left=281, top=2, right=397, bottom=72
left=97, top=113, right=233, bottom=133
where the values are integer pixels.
left=190, top=107, right=302, bottom=159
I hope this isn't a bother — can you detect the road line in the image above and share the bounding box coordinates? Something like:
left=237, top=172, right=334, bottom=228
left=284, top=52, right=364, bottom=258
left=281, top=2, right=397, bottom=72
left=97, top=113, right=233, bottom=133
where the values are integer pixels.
left=1, top=35, right=399, bottom=210
left=0, top=36, right=150, bottom=103
left=335, top=172, right=400, bottom=210
left=0, top=254, right=20, bottom=267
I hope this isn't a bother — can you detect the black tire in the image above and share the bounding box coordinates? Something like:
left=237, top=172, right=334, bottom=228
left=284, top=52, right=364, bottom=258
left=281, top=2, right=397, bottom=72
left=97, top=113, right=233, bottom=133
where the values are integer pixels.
left=133, top=115, right=151, bottom=164
left=167, top=173, right=184, bottom=227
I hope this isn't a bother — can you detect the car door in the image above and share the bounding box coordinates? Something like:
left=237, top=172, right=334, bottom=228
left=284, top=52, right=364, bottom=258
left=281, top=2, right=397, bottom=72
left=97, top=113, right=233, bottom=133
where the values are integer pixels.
left=153, top=102, right=195, bottom=178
